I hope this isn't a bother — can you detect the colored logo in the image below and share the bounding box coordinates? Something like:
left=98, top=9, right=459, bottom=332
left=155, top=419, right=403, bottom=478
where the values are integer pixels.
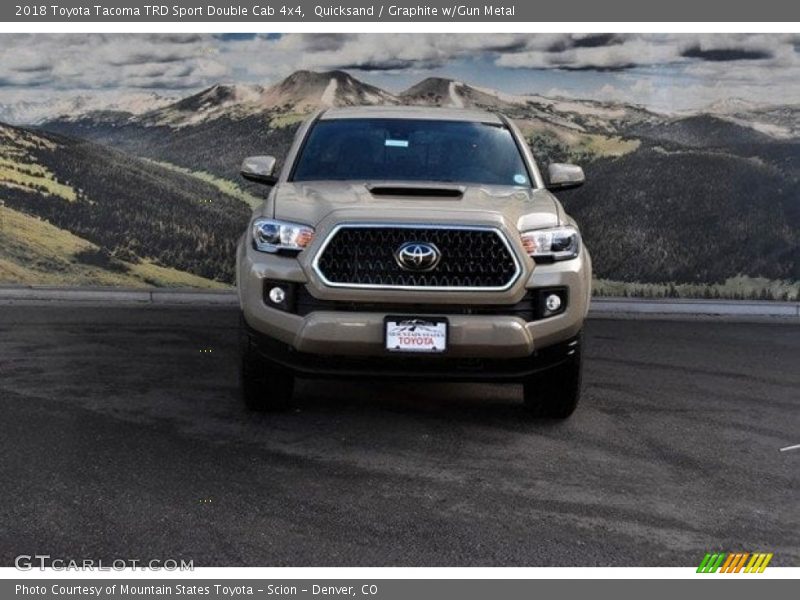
left=697, top=552, right=773, bottom=573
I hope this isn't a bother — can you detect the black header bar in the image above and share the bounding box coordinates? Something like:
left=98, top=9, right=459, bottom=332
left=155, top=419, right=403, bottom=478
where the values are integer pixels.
left=3, top=0, right=799, bottom=22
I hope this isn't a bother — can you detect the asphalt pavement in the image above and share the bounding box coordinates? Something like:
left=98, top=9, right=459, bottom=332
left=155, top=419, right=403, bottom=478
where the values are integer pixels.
left=0, top=305, right=797, bottom=566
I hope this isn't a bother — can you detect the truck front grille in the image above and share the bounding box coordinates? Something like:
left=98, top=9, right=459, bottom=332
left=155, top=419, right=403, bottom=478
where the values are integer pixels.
left=313, top=225, right=521, bottom=290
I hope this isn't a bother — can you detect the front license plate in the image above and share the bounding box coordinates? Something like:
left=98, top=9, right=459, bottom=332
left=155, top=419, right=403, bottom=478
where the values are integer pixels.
left=385, top=317, right=448, bottom=353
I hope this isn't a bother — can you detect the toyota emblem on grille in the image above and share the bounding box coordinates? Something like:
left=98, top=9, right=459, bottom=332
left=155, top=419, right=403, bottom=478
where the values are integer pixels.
left=394, top=241, right=442, bottom=271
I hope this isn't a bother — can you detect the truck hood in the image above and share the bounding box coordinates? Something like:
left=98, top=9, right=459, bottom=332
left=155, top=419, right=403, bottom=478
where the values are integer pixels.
left=266, top=181, right=562, bottom=232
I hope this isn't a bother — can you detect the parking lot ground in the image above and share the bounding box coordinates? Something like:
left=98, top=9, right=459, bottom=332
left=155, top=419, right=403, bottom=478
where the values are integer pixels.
left=0, top=305, right=797, bottom=566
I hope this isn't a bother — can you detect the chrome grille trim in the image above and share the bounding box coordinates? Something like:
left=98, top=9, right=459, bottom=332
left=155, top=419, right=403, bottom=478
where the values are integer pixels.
left=310, top=223, right=523, bottom=292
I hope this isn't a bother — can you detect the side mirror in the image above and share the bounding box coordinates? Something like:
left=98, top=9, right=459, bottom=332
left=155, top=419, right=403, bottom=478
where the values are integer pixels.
left=241, top=155, right=278, bottom=185
left=547, top=163, right=585, bottom=190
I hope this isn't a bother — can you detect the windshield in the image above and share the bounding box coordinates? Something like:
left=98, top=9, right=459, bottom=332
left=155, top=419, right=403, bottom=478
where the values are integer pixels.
left=291, top=118, right=532, bottom=187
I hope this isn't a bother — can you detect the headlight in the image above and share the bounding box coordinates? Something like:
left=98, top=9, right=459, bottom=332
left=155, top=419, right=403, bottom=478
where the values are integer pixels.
left=251, top=218, right=314, bottom=254
left=520, top=226, right=580, bottom=262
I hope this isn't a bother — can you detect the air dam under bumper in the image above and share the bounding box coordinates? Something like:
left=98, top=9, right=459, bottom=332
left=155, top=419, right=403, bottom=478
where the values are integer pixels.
left=237, top=244, right=590, bottom=359
left=243, top=320, right=581, bottom=382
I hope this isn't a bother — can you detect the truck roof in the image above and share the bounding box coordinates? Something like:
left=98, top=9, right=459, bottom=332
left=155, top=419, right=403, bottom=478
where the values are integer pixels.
left=319, top=105, right=503, bottom=124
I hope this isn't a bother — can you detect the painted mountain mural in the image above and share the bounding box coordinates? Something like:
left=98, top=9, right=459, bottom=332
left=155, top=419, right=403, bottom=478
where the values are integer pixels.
left=1, top=58, right=798, bottom=297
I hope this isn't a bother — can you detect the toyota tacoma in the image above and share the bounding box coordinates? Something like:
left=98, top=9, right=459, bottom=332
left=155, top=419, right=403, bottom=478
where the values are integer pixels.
left=237, top=106, right=591, bottom=417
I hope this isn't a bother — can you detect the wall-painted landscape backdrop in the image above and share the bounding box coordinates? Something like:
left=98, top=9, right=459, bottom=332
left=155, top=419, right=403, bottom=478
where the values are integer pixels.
left=0, top=34, right=798, bottom=298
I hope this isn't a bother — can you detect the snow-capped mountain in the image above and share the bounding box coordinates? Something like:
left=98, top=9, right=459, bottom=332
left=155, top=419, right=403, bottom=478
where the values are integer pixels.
left=397, top=77, right=660, bottom=133
left=400, top=77, right=519, bottom=109
left=703, top=98, right=766, bottom=115
left=137, top=70, right=399, bottom=128
left=31, top=69, right=798, bottom=141
left=0, top=92, right=175, bottom=125
left=697, top=99, right=800, bottom=139
left=260, top=70, right=397, bottom=111
left=137, top=83, right=266, bottom=127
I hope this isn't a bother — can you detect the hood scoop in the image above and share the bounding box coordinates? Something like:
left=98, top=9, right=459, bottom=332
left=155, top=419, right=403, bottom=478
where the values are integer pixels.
left=366, top=183, right=464, bottom=198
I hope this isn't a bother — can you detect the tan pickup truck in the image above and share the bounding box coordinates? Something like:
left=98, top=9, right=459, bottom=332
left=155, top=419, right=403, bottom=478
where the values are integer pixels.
left=236, top=106, right=591, bottom=417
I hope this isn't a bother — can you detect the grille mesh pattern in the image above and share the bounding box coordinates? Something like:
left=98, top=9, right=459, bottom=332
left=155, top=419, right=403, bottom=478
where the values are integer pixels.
left=315, top=226, right=518, bottom=288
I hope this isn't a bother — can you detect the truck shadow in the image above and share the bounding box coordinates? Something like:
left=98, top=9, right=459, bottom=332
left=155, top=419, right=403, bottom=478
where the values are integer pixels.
left=272, top=378, right=576, bottom=431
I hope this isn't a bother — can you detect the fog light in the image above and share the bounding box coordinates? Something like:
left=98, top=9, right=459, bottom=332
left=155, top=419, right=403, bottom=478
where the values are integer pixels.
left=545, top=293, right=562, bottom=313
left=268, top=286, right=286, bottom=304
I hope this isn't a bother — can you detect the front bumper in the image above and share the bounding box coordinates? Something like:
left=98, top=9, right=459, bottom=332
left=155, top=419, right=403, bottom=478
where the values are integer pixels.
left=244, top=320, right=581, bottom=382
left=237, top=240, right=591, bottom=359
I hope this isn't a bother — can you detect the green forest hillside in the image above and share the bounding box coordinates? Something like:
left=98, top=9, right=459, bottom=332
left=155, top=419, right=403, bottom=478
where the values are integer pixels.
left=0, top=203, right=225, bottom=288
left=0, top=122, right=251, bottom=287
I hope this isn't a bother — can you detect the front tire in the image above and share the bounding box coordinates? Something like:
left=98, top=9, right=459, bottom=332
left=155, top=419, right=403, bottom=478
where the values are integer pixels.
left=240, top=317, right=294, bottom=412
left=522, top=334, right=583, bottom=419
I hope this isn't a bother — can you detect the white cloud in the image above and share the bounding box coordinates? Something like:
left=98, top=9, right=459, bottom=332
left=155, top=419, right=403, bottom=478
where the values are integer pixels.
left=0, top=33, right=798, bottom=111
left=0, top=34, right=227, bottom=91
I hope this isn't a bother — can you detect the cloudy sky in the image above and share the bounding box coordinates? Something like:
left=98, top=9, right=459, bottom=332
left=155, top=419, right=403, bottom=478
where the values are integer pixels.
left=1, top=33, right=799, bottom=111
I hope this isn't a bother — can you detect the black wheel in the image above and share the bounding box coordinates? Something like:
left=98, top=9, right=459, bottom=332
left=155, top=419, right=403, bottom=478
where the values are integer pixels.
left=522, top=334, right=583, bottom=419
left=240, top=317, right=294, bottom=412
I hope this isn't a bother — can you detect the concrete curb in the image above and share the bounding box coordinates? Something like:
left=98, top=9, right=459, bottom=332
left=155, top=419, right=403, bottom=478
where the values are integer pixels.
left=0, top=285, right=797, bottom=319
left=0, top=285, right=238, bottom=306
left=589, top=297, right=799, bottom=319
